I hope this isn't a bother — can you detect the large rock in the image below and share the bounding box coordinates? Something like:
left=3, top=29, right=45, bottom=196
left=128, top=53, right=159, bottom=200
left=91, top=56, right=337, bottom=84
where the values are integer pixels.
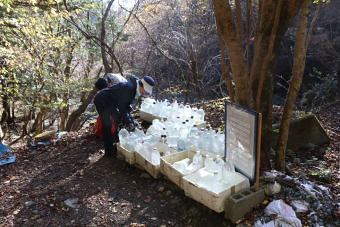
left=272, top=114, right=330, bottom=151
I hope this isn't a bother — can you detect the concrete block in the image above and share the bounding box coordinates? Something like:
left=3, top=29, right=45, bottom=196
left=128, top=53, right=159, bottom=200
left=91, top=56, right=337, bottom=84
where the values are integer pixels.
left=224, top=186, right=265, bottom=223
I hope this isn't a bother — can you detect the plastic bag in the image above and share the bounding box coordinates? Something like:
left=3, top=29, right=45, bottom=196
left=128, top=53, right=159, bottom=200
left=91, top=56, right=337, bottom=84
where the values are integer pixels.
left=264, top=200, right=302, bottom=227
left=0, top=141, right=15, bottom=166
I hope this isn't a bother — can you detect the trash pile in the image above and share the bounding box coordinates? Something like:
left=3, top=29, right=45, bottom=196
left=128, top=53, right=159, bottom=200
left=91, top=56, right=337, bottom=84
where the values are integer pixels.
left=255, top=199, right=303, bottom=227
left=256, top=171, right=340, bottom=227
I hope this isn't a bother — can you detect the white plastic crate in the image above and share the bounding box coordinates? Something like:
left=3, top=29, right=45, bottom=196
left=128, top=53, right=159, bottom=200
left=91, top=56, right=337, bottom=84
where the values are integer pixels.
left=182, top=168, right=249, bottom=213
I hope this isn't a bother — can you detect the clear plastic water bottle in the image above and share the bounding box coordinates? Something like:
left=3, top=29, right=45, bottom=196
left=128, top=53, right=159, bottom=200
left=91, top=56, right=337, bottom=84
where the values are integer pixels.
left=179, top=122, right=189, bottom=138
left=118, top=128, right=129, bottom=149
left=160, top=134, right=167, bottom=144
left=151, top=148, right=160, bottom=165
left=197, top=108, right=205, bottom=122
left=177, top=139, right=186, bottom=151
left=192, top=151, right=203, bottom=168
left=167, top=135, right=179, bottom=148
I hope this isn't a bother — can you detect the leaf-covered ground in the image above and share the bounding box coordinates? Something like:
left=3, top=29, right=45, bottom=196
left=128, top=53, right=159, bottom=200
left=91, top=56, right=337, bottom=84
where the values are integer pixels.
left=0, top=99, right=339, bottom=226
left=0, top=130, right=234, bottom=226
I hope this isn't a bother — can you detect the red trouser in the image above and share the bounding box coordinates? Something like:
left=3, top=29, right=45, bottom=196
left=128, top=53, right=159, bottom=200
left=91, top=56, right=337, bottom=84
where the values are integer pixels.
left=93, top=116, right=115, bottom=138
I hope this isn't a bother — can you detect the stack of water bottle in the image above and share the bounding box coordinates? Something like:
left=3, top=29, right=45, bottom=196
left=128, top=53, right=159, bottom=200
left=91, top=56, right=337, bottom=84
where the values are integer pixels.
left=119, top=127, right=172, bottom=165
left=197, top=156, right=239, bottom=193
left=146, top=119, right=225, bottom=156
left=173, top=153, right=246, bottom=193
left=140, top=98, right=205, bottom=125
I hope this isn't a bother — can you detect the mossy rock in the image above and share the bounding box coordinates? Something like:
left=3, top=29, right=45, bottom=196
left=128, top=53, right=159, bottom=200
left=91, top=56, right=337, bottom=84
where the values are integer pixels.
left=272, top=114, right=330, bottom=151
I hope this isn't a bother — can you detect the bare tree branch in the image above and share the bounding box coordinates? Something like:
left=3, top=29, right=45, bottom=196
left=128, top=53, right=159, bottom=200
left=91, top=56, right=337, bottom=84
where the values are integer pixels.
left=62, top=0, right=123, bottom=75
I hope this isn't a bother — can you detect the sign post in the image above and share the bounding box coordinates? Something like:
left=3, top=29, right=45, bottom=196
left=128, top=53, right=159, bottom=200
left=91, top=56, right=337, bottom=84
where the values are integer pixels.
left=255, top=113, right=262, bottom=191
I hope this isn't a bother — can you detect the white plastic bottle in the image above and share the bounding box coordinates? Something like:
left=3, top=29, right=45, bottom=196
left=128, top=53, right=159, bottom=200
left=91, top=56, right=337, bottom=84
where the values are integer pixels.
left=151, top=148, right=160, bottom=165
left=118, top=128, right=129, bottom=149
left=197, top=108, right=205, bottom=122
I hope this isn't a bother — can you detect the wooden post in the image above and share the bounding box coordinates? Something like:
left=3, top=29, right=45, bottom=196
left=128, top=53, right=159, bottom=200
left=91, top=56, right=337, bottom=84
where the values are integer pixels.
left=255, top=113, right=262, bottom=191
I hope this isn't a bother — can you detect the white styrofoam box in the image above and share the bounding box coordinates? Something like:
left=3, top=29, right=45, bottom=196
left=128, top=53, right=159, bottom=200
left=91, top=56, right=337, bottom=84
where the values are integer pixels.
left=160, top=150, right=204, bottom=189
left=182, top=168, right=249, bottom=213
left=135, top=142, right=177, bottom=179
left=135, top=151, right=161, bottom=178
left=139, top=110, right=206, bottom=129
left=117, top=144, right=136, bottom=165
left=138, top=111, right=165, bottom=123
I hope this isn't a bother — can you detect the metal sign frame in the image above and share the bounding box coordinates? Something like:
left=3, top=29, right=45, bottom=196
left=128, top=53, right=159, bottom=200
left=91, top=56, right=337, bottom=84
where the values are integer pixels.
left=224, top=101, right=260, bottom=185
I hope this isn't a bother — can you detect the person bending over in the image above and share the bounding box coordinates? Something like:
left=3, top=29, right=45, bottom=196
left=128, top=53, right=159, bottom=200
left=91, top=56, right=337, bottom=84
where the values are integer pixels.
left=94, top=75, right=155, bottom=157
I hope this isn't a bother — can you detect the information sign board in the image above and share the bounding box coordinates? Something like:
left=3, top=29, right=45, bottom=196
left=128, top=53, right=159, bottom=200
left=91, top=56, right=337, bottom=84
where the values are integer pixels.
left=225, top=101, right=259, bottom=184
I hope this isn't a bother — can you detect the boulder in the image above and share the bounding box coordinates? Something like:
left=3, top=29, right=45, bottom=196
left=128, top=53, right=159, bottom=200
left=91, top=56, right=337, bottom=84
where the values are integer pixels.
left=272, top=114, right=330, bottom=151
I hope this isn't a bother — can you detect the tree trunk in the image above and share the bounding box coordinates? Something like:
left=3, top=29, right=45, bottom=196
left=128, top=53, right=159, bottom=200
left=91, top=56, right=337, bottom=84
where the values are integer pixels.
left=11, top=100, right=15, bottom=123
left=65, top=88, right=98, bottom=131
left=35, top=109, right=46, bottom=135
left=216, top=20, right=235, bottom=102
left=213, top=0, right=305, bottom=171
left=213, top=0, right=250, bottom=106
left=276, top=0, right=313, bottom=171
left=184, top=77, right=190, bottom=104
left=59, top=105, right=69, bottom=131
left=1, top=95, right=10, bottom=124
left=59, top=42, right=75, bottom=131
left=190, top=52, right=202, bottom=101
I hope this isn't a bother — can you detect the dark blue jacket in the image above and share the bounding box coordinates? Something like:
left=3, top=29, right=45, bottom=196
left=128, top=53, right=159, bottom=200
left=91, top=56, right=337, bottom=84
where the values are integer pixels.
left=94, top=76, right=137, bottom=124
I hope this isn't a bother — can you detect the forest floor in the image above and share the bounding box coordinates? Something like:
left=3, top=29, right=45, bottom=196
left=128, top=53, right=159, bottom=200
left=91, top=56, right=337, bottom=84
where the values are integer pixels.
left=0, top=100, right=339, bottom=226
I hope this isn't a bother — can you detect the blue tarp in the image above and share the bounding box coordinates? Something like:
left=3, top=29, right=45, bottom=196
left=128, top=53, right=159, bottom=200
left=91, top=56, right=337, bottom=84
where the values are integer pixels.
left=0, top=141, right=15, bottom=166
